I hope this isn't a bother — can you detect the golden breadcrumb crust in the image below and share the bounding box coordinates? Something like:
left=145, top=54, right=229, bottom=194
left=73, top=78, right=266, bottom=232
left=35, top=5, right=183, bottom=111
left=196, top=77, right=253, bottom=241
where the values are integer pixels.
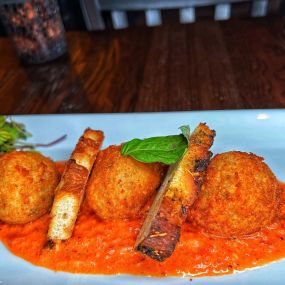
left=0, top=151, right=60, bottom=224
left=189, top=151, right=281, bottom=237
left=86, top=145, right=165, bottom=220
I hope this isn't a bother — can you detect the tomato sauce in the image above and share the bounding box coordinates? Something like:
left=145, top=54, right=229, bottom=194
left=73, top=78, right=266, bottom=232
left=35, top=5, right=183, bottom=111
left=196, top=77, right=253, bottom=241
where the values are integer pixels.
left=0, top=163, right=285, bottom=277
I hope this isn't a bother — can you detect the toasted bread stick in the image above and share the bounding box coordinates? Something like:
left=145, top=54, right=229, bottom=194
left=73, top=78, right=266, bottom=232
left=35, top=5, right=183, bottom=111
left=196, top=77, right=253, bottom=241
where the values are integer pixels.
left=135, top=123, right=215, bottom=261
left=48, top=128, right=104, bottom=241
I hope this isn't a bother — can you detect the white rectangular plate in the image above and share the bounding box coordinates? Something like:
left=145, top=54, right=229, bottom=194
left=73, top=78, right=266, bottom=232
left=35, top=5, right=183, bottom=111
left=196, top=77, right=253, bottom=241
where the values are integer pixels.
left=1, top=110, right=285, bottom=285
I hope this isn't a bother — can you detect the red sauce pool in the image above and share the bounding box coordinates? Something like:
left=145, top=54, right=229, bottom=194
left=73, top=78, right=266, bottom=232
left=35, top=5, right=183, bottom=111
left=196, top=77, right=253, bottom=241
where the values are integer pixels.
left=0, top=162, right=285, bottom=277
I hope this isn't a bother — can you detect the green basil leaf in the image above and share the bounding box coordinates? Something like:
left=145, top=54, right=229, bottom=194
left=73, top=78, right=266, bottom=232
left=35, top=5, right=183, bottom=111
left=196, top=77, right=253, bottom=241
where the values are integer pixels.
left=179, top=125, right=191, bottom=143
left=121, top=134, right=187, bottom=165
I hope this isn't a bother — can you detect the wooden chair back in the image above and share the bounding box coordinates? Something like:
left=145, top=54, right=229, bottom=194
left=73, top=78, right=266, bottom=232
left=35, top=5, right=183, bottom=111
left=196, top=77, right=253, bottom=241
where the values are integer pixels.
left=79, top=0, right=278, bottom=30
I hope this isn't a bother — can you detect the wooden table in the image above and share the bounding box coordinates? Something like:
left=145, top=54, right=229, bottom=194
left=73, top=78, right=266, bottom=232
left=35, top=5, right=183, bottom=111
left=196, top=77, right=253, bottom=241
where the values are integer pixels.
left=0, top=15, right=284, bottom=114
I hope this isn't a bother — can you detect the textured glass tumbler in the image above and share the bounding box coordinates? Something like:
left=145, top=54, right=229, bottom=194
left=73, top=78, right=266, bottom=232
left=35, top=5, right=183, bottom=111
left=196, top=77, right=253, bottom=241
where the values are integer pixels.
left=0, top=0, right=67, bottom=64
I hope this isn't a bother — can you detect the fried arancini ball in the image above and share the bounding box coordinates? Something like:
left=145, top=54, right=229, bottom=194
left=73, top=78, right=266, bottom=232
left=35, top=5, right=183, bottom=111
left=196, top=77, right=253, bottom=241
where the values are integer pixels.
left=86, top=145, right=165, bottom=220
left=0, top=151, right=60, bottom=224
left=188, top=151, right=281, bottom=237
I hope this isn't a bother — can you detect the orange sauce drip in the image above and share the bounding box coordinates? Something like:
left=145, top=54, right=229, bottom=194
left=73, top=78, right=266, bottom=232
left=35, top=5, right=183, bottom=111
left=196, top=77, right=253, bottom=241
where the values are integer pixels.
left=0, top=162, right=285, bottom=277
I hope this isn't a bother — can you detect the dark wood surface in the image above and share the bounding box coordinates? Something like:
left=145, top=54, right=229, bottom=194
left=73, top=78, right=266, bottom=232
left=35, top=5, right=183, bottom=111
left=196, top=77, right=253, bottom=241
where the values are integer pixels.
left=0, top=15, right=285, bottom=114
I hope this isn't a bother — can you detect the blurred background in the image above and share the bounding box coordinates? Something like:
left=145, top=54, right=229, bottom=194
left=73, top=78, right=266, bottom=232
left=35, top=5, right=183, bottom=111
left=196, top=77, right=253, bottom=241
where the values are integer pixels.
left=0, top=0, right=284, bottom=114
left=0, top=0, right=283, bottom=35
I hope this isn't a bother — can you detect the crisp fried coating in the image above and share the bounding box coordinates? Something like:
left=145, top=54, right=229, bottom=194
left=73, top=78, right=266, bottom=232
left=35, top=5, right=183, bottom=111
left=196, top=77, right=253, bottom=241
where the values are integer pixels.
left=135, top=123, right=215, bottom=261
left=0, top=151, right=60, bottom=224
left=48, top=129, right=104, bottom=241
left=189, top=151, right=281, bottom=237
left=86, top=145, right=165, bottom=220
